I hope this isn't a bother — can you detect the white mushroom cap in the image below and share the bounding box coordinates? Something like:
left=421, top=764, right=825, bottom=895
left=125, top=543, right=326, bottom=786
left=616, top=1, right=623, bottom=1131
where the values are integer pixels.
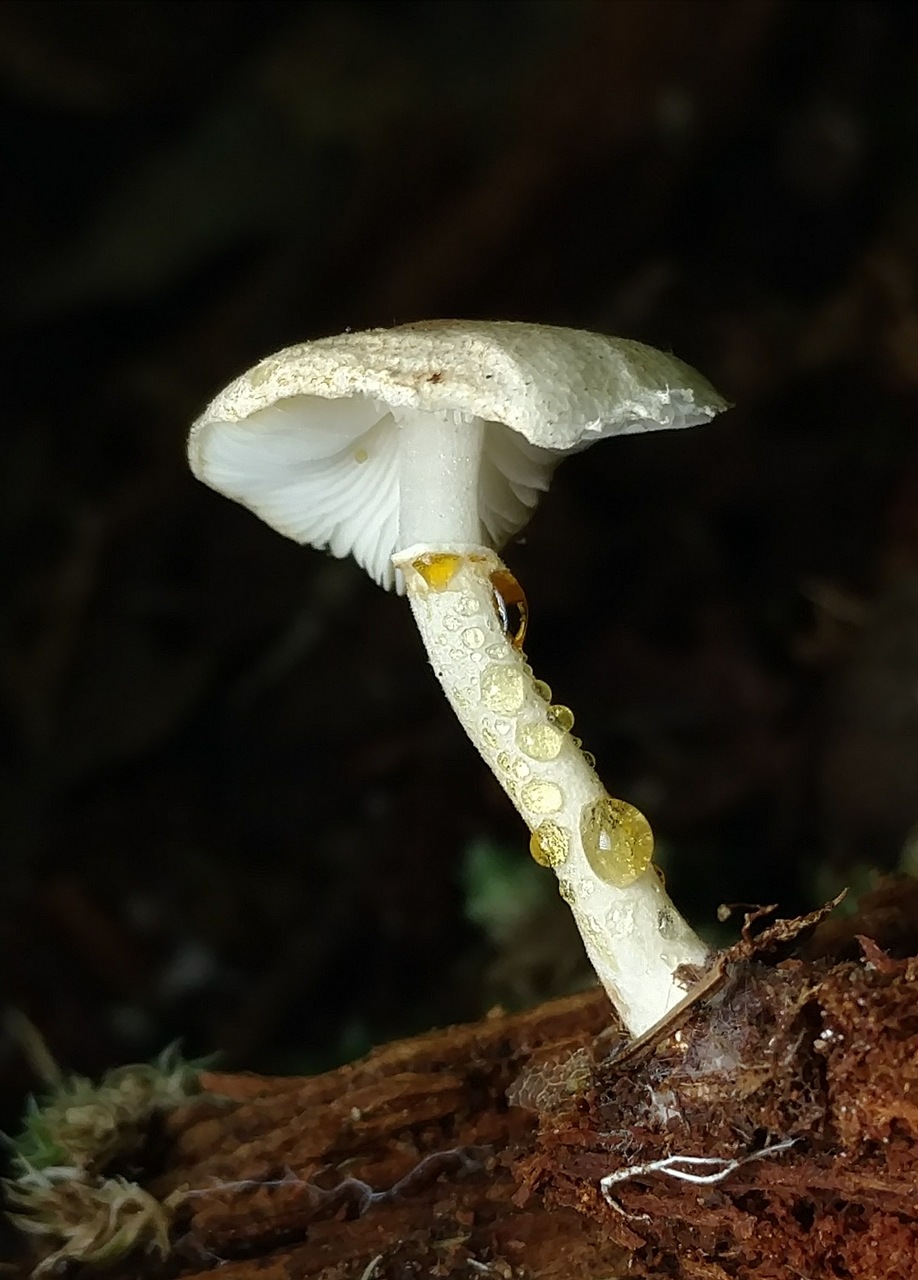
left=188, top=320, right=729, bottom=589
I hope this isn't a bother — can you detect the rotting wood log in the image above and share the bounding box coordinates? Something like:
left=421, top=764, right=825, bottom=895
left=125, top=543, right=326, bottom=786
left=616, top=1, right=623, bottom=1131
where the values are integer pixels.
left=9, top=890, right=918, bottom=1279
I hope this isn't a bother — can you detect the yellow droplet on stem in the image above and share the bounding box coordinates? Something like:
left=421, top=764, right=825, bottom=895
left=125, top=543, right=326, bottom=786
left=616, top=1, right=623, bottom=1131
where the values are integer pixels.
left=521, top=778, right=564, bottom=815
left=497, top=751, right=531, bottom=780
left=580, top=796, right=654, bottom=889
left=480, top=664, right=525, bottom=714
left=516, top=720, right=565, bottom=761
left=548, top=704, right=575, bottom=733
left=529, top=820, right=570, bottom=869
left=413, top=552, right=463, bottom=589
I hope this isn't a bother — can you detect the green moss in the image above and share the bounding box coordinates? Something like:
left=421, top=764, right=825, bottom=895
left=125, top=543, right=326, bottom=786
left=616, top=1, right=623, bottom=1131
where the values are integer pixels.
left=8, top=1044, right=201, bottom=1177
left=4, top=1046, right=206, bottom=1273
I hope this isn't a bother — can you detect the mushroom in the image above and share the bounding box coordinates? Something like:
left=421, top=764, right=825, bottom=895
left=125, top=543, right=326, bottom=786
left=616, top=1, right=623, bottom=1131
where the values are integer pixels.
left=188, top=320, right=729, bottom=1036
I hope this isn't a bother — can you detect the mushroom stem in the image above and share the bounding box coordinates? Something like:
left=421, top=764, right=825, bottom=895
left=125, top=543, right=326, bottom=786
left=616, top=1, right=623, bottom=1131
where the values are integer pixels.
left=395, top=409, right=485, bottom=550
left=393, top=545, right=710, bottom=1038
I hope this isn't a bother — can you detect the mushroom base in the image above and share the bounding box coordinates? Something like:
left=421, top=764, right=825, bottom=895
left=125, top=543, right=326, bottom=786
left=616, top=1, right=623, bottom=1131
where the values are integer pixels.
left=393, top=544, right=710, bottom=1038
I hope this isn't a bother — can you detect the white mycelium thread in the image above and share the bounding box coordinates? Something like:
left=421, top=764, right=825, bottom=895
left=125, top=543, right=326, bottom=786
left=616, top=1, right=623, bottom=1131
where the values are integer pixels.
left=393, top=545, right=710, bottom=1038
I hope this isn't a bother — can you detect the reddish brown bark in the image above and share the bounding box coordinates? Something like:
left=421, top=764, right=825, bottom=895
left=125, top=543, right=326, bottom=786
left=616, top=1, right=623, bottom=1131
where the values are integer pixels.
left=11, top=894, right=918, bottom=1279
left=155, top=990, right=625, bottom=1279
left=150, top=951, right=918, bottom=1273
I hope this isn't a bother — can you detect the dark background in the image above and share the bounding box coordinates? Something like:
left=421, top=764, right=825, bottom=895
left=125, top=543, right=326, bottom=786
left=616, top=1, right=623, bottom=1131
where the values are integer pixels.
left=3, top=0, right=918, bottom=1128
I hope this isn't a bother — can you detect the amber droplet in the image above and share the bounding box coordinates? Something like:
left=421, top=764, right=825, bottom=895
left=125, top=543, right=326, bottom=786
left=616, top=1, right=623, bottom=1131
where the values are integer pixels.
left=490, top=568, right=529, bottom=650
left=580, top=796, right=654, bottom=889
left=529, top=820, right=570, bottom=869
left=413, top=552, right=462, bottom=589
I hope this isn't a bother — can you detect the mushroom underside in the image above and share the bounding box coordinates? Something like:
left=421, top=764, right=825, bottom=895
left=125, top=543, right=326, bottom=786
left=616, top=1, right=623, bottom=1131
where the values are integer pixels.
left=191, top=395, right=558, bottom=588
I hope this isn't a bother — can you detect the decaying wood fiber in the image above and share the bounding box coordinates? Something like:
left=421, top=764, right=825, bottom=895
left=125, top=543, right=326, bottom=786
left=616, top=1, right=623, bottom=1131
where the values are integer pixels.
left=10, top=910, right=918, bottom=1279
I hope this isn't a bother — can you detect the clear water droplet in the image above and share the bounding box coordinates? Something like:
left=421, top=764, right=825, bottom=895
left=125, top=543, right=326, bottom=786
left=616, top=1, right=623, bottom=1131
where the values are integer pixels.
left=529, top=821, right=569, bottom=869
left=462, top=627, right=485, bottom=650
left=493, top=718, right=511, bottom=734
left=480, top=665, right=525, bottom=714
left=516, top=720, right=565, bottom=762
left=658, top=907, right=677, bottom=938
left=533, top=679, right=552, bottom=702
left=521, top=779, right=563, bottom=815
left=457, top=595, right=478, bottom=617
left=580, top=796, right=654, bottom=888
